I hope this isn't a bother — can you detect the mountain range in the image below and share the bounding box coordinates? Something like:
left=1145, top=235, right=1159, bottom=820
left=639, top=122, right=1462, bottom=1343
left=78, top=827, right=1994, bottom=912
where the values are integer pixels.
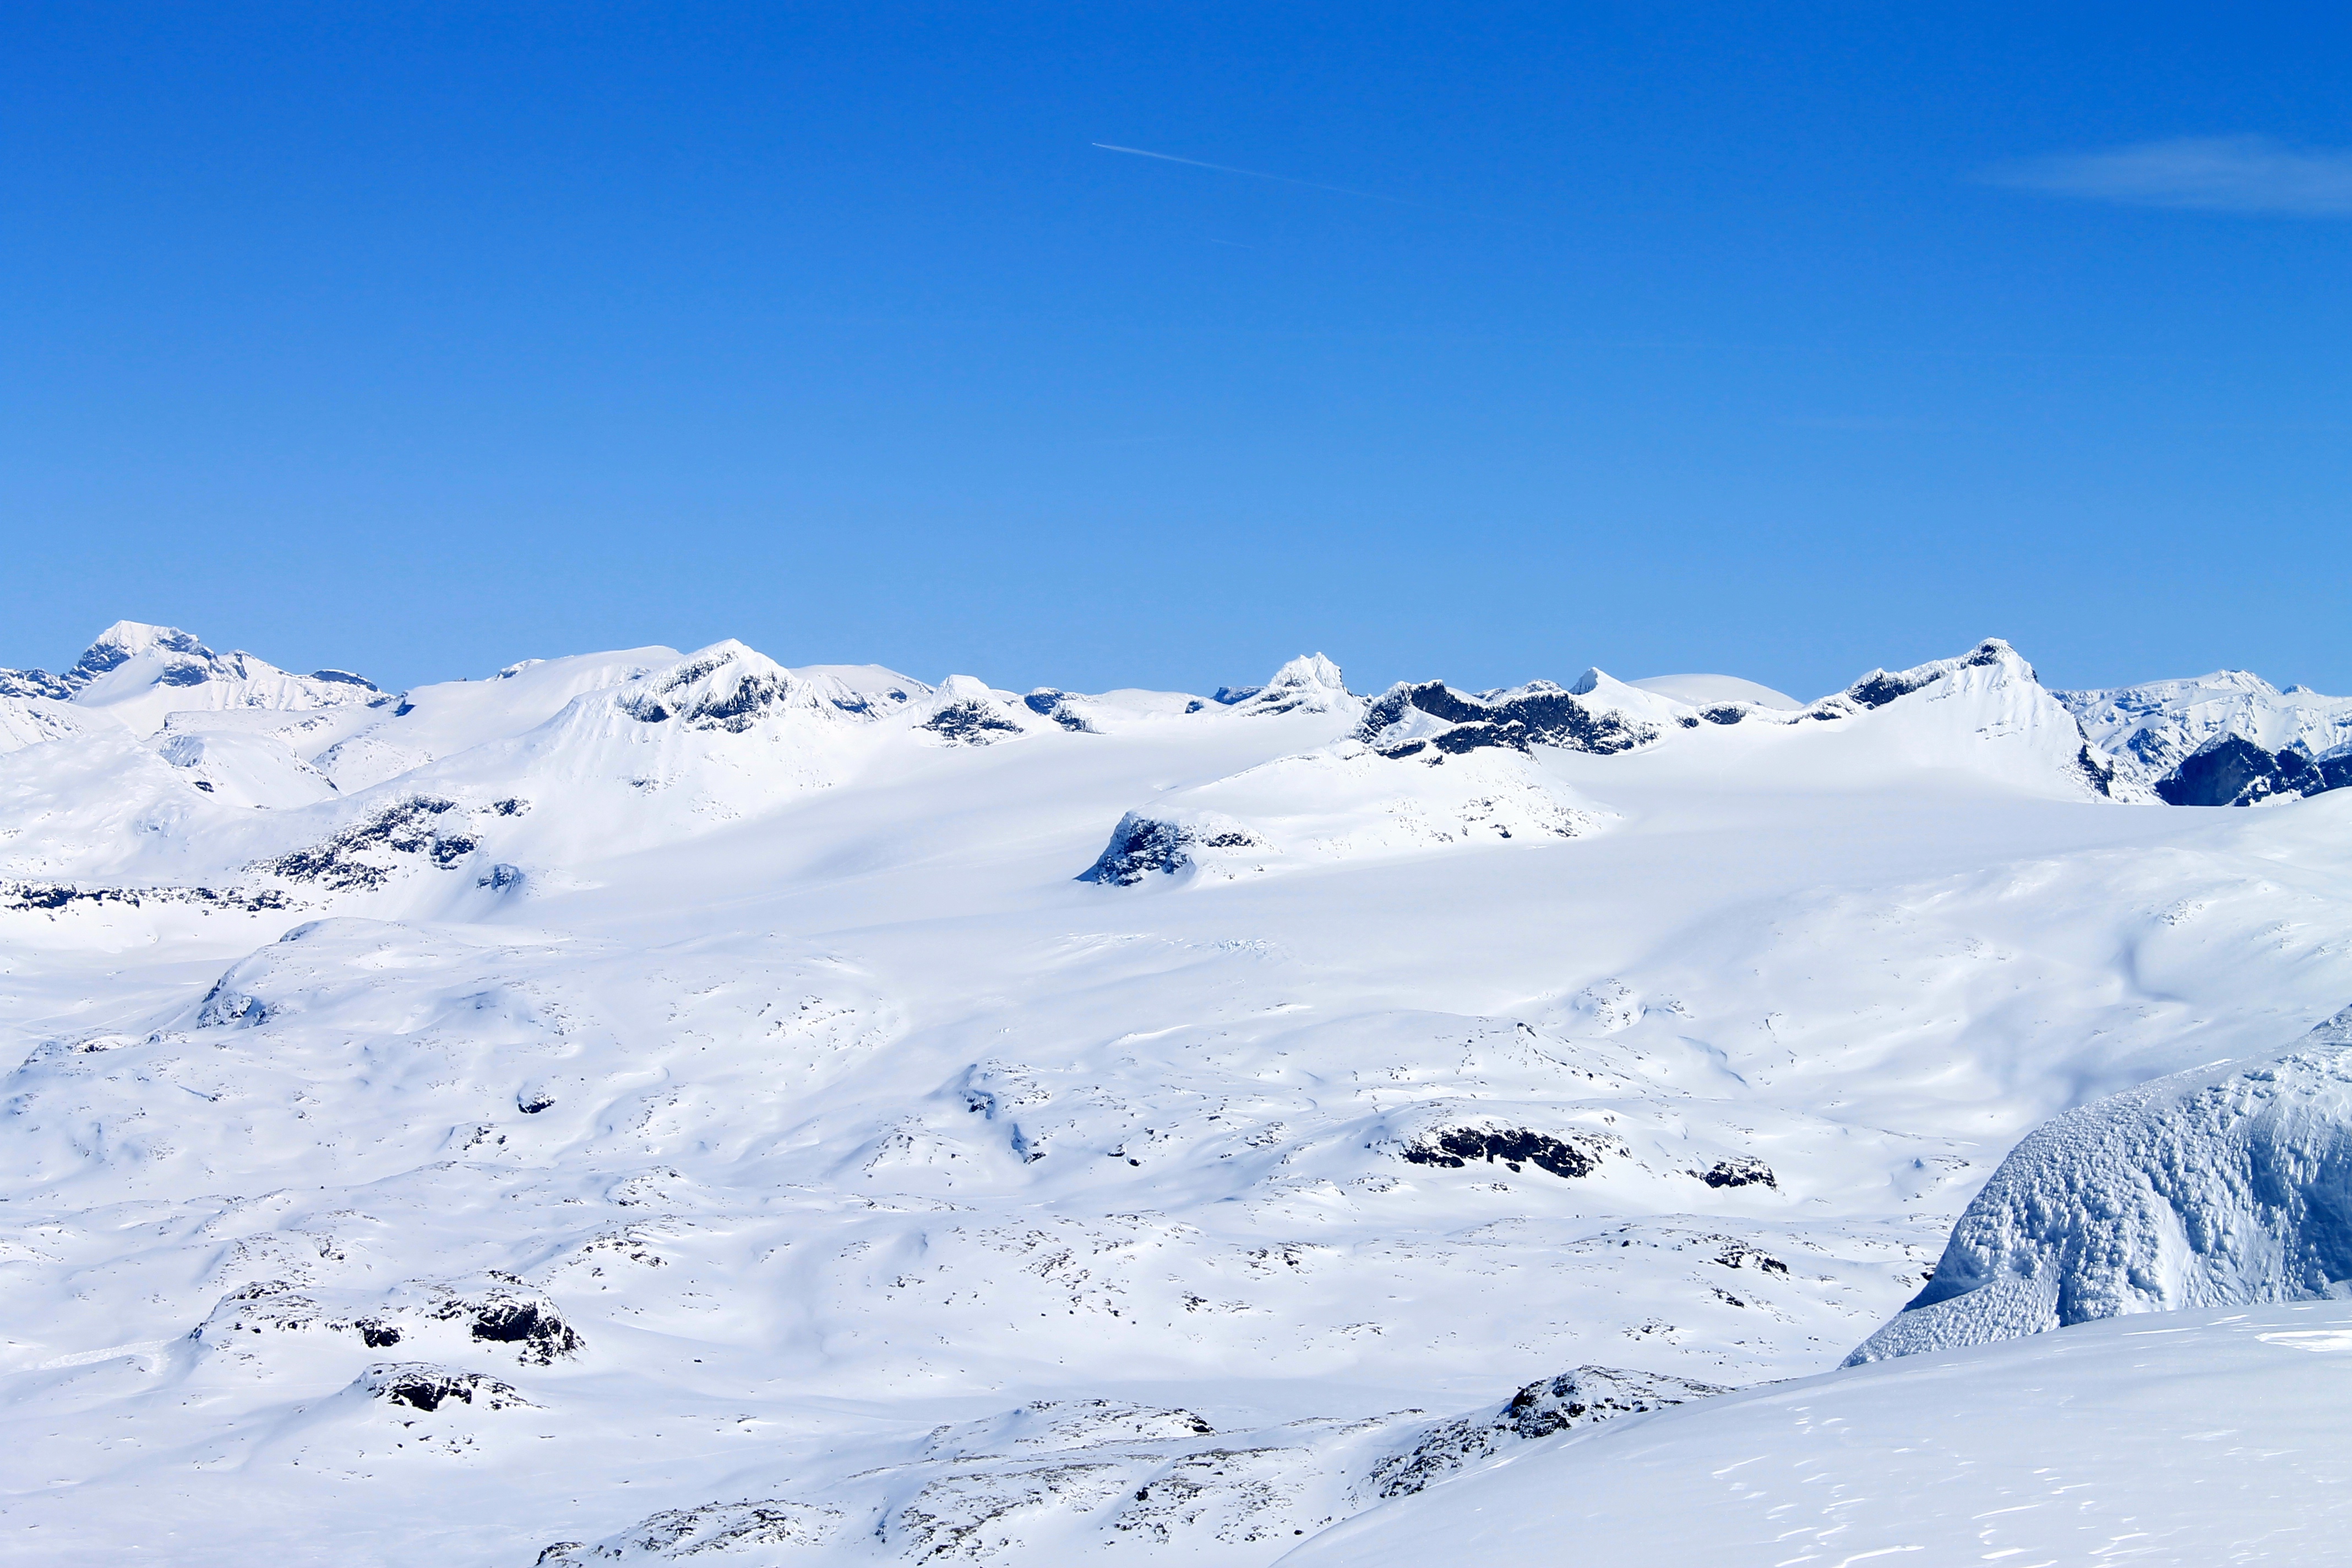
left=4, top=620, right=2350, bottom=1567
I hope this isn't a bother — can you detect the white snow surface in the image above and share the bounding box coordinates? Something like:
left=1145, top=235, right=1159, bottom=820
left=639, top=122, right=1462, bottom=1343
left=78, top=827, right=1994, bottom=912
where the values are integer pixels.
left=1287, top=1300, right=2352, bottom=1567
left=1627, top=673, right=1803, bottom=710
left=1, top=624, right=2350, bottom=1565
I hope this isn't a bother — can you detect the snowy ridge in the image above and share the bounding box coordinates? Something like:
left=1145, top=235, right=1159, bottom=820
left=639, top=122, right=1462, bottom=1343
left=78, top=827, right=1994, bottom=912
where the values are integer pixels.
left=1846, top=1003, right=2352, bottom=1365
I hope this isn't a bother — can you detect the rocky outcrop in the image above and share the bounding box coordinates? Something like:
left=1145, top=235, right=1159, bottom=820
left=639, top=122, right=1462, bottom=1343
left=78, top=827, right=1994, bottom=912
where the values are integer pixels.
left=1077, top=812, right=1266, bottom=885
left=1364, top=1366, right=1725, bottom=1499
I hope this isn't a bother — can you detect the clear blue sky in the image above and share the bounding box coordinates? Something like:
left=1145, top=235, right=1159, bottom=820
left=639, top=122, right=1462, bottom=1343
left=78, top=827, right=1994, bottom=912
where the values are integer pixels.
left=4, top=4, right=2347, bottom=699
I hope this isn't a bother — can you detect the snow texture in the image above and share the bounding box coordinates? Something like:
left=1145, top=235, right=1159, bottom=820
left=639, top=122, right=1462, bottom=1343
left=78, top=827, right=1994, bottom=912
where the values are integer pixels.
left=1, top=619, right=2349, bottom=1566
left=1847, top=1003, right=2352, bottom=1364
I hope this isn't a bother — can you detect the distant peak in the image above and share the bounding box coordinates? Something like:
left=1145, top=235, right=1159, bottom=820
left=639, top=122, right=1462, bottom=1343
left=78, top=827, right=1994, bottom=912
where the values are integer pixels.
left=1266, top=652, right=1344, bottom=691
left=74, top=620, right=211, bottom=679
left=1229, top=653, right=1355, bottom=717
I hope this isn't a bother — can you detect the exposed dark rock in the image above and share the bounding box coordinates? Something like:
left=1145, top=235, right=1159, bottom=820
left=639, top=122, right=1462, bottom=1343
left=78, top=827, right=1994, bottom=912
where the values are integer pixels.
left=1079, top=813, right=1264, bottom=885
left=361, top=1363, right=532, bottom=1413
left=0, top=667, right=74, bottom=700
left=1698, top=1156, right=1776, bottom=1189
left=1022, top=689, right=1098, bottom=732
left=1365, top=1366, right=1726, bottom=1499
left=256, top=796, right=472, bottom=890
left=1, top=882, right=294, bottom=916
left=2155, top=733, right=2352, bottom=807
left=478, top=863, right=525, bottom=890
left=1403, top=1127, right=1603, bottom=1179
left=308, top=668, right=378, bottom=689
left=1358, top=680, right=1660, bottom=759
left=1845, top=640, right=2022, bottom=710
left=455, top=1291, right=584, bottom=1364
left=922, top=700, right=1024, bottom=743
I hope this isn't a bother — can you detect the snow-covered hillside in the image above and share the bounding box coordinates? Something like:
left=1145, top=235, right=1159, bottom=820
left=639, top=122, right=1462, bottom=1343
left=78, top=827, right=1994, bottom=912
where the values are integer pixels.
left=3, top=622, right=2351, bottom=1566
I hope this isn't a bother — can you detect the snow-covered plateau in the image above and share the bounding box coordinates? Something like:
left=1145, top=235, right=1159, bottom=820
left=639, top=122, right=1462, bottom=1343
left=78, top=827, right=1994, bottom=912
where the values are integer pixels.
left=4, top=621, right=2352, bottom=1566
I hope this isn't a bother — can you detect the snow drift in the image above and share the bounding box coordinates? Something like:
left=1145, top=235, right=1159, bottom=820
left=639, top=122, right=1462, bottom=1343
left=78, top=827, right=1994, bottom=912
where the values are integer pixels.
left=1848, top=1003, right=2352, bottom=1364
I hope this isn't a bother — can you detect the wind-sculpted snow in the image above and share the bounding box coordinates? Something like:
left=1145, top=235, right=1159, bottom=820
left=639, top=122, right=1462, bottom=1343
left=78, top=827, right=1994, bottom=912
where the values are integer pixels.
left=7, top=622, right=2352, bottom=1564
left=1847, top=1004, right=2352, bottom=1365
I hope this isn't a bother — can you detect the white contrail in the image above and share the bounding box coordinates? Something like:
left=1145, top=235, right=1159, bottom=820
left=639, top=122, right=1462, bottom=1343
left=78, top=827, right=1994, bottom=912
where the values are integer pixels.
left=1090, top=141, right=1445, bottom=211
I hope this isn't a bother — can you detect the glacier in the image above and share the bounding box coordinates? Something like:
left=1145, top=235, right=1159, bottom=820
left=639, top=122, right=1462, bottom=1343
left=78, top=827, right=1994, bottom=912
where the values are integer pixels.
left=3, top=622, right=2352, bottom=1566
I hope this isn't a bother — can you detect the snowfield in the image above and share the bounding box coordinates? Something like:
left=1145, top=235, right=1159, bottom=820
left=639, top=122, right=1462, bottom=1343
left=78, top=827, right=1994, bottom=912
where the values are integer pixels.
left=2, top=623, right=2350, bottom=1566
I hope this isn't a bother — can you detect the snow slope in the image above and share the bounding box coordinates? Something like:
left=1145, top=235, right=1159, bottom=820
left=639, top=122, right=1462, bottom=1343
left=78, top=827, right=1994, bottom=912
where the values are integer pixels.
left=1286, top=1300, right=2352, bottom=1568
left=1, top=623, right=2350, bottom=1565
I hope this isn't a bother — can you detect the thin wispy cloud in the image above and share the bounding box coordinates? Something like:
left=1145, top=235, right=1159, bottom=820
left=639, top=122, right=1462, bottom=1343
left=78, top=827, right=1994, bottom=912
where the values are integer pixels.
left=1987, top=135, right=2352, bottom=215
left=1090, top=141, right=1501, bottom=221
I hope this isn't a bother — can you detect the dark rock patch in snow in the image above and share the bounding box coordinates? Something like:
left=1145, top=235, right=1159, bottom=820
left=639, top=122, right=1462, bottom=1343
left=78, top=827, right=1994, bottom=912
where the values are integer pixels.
left=1357, top=680, right=1659, bottom=758
left=1697, top=1156, right=1777, bottom=1189
left=1844, top=640, right=2023, bottom=711
left=0, top=667, right=74, bottom=700
left=1403, top=1128, right=1604, bottom=1180
left=538, top=1500, right=842, bottom=1562
left=1365, top=1366, right=1725, bottom=1499
left=1079, top=812, right=1265, bottom=886
left=257, top=796, right=476, bottom=890
left=617, top=646, right=812, bottom=733
left=462, top=1290, right=584, bottom=1364
left=2155, top=733, right=2352, bottom=807
left=1, top=881, right=294, bottom=916
left=361, top=1363, right=533, bottom=1413
left=1022, top=689, right=1097, bottom=733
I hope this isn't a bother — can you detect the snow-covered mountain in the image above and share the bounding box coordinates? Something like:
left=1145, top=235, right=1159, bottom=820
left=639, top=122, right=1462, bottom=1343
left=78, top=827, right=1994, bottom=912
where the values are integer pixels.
left=2059, top=668, right=2352, bottom=806
left=3, top=620, right=2351, bottom=1566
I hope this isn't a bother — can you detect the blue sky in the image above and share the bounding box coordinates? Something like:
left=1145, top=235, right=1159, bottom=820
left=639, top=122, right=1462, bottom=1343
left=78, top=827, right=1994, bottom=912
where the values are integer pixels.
left=3, top=4, right=2347, bottom=699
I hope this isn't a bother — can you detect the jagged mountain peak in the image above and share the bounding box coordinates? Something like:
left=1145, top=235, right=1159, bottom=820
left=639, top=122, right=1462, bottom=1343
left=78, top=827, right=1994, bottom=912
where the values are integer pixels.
left=1227, top=652, right=1354, bottom=716
left=75, top=619, right=213, bottom=675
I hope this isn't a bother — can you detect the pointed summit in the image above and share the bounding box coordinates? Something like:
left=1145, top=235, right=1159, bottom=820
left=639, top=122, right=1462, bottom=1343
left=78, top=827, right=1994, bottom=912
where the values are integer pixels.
left=1231, top=653, right=1354, bottom=717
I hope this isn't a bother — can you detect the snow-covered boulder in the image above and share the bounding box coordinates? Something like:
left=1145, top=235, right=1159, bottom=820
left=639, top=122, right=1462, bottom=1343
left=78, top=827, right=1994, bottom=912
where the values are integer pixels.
left=1847, top=1004, right=2352, bottom=1365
